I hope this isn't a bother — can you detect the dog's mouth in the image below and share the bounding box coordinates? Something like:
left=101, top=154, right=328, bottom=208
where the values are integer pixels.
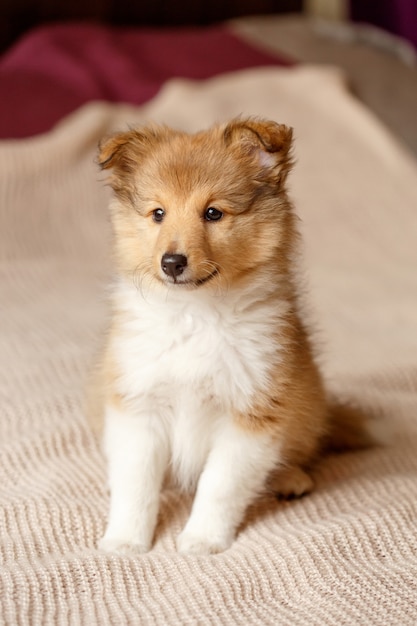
left=163, top=269, right=219, bottom=288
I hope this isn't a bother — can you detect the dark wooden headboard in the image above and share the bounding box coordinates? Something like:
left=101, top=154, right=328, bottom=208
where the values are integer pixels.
left=1, top=0, right=302, bottom=52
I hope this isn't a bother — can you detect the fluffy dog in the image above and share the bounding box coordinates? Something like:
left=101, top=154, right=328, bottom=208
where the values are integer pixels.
left=88, top=117, right=370, bottom=555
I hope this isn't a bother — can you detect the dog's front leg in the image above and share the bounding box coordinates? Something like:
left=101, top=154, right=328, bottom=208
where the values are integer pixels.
left=177, top=421, right=279, bottom=555
left=99, top=405, right=169, bottom=554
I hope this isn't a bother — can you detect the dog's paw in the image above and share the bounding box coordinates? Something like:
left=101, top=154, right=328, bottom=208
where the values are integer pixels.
left=98, top=536, right=150, bottom=555
left=269, top=466, right=314, bottom=500
left=177, top=531, right=232, bottom=555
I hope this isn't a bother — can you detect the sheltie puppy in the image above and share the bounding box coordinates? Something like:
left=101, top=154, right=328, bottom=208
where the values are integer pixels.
left=88, top=117, right=370, bottom=555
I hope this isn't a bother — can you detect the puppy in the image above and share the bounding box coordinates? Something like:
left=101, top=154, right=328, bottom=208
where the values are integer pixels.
left=88, top=117, right=370, bottom=555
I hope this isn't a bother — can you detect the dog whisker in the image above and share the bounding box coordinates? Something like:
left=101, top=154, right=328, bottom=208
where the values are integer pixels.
left=131, top=262, right=157, bottom=302
left=196, top=260, right=229, bottom=298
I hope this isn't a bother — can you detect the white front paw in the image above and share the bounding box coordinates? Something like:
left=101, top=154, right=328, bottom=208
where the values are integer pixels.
left=177, top=530, right=233, bottom=555
left=98, top=536, right=150, bottom=555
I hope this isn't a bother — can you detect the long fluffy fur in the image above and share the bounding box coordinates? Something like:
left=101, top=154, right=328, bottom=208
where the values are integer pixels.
left=88, top=117, right=371, bottom=555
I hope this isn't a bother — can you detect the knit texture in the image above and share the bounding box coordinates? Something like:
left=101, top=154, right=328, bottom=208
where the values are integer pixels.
left=1, top=67, right=417, bottom=625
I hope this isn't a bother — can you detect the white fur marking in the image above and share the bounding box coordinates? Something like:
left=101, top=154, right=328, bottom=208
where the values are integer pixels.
left=100, top=405, right=169, bottom=553
left=100, top=277, right=290, bottom=553
left=113, top=277, right=289, bottom=413
left=178, top=422, right=280, bottom=554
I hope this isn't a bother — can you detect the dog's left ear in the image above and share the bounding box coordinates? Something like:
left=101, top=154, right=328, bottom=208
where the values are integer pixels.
left=223, top=118, right=293, bottom=184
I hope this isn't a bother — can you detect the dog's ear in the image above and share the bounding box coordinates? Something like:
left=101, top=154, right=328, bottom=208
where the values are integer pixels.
left=223, top=118, right=293, bottom=184
left=98, top=131, right=134, bottom=171
left=97, top=131, right=139, bottom=202
left=97, top=126, right=166, bottom=201
left=97, top=127, right=161, bottom=172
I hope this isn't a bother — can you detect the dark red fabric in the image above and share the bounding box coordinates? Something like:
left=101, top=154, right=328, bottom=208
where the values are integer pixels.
left=350, top=0, right=417, bottom=48
left=0, top=23, right=291, bottom=139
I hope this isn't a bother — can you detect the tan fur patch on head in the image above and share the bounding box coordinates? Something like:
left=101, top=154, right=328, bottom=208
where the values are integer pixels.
left=98, top=118, right=296, bottom=290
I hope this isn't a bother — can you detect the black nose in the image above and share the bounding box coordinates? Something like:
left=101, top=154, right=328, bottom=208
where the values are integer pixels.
left=161, top=253, right=188, bottom=279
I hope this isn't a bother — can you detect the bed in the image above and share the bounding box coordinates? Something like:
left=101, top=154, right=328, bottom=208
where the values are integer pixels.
left=1, top=13, right=417, bottom=625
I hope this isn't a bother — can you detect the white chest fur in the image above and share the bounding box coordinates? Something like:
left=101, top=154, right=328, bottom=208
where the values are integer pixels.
left=108, top=279, right=288, bottom=490
left=112, top=278, right=287, bottom=412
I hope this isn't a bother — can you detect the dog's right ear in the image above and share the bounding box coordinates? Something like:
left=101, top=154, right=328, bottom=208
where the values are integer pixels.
left=98, top=131, right=133, bottom=171
left=97, top=131, right=141, bottom=202
left=97, top=128, right=155, bottom=174
left=98, top=125, right=171, bottom=170
left=97, top=126, right=166, bottom=200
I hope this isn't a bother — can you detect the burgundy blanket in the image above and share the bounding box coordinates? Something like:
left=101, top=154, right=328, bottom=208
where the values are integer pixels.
left=0, top=23, right=290, bottom=139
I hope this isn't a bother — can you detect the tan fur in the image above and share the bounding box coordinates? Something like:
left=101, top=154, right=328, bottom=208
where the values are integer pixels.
left=88, top=117, right=371, bottom=499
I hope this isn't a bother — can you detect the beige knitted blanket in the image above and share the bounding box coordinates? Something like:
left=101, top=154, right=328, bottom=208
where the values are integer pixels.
left=1, top=67, right=417, bottom=625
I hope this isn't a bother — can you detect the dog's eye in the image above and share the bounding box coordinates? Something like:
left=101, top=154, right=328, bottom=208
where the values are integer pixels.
left=204, top=207, right=223, bottom=221
left=152, top=208, right=165, bottom=223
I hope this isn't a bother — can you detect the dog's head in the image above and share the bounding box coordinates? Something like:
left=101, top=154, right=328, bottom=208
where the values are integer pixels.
left=98, top=118, right=294, bottom=292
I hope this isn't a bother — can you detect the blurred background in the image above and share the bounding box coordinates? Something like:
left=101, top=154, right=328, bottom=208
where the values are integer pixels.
left=1, top=0, right=416, bottom=150
left=1, top=0, right=417, bottom=52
